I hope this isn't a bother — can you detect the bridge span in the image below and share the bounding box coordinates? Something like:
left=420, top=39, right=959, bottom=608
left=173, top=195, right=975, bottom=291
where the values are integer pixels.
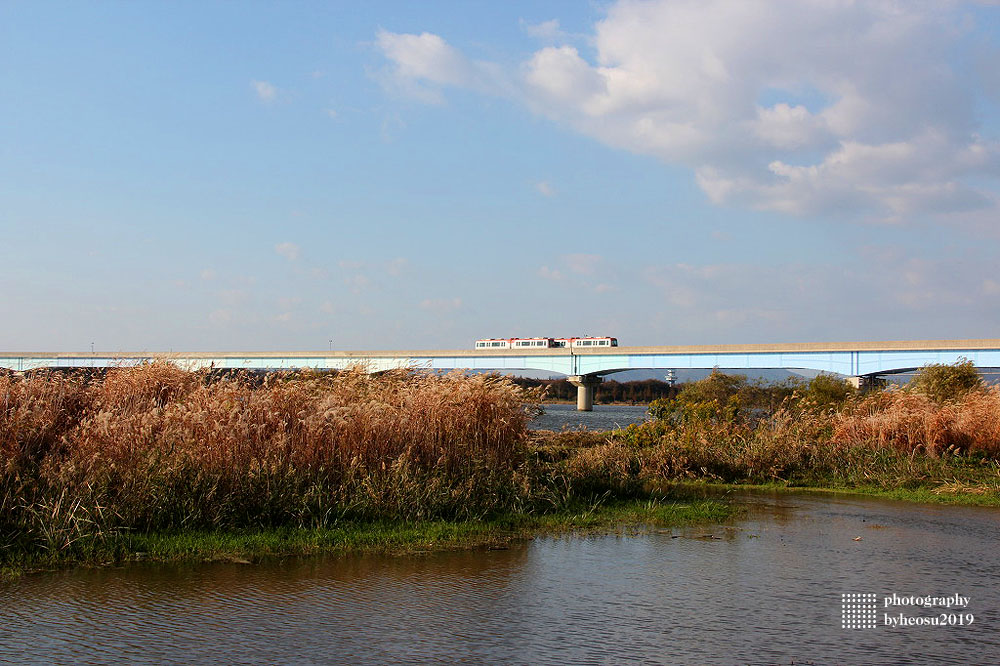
left=3, top=338, right=1000, bottom=410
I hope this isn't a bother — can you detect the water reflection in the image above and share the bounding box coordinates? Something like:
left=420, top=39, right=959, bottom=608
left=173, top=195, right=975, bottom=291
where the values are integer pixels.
left=2, top=492, right=998, bottom=664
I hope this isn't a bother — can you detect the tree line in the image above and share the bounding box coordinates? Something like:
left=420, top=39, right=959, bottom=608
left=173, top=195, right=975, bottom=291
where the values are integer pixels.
left=510, top=377, right=679, bottom=404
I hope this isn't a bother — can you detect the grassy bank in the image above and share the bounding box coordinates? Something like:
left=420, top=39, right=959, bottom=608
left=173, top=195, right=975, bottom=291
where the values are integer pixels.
left=646, top=480, right=1000, bottom=507
left=3, top=496, right=733, bottom=577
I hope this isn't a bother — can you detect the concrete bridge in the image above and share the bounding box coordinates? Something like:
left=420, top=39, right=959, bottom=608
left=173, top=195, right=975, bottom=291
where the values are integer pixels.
left=4, top=338, right=999, bottom=410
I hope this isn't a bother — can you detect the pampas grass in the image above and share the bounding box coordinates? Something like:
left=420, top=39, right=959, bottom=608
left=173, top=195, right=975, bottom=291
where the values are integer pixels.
left=833, top=387, right=1000, bottom=456
left=1, top=364, right=539, bottom=559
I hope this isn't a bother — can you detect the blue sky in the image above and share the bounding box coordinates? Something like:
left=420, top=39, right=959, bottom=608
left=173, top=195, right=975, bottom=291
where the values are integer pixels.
left=3, top=1, right=1000, bottom=351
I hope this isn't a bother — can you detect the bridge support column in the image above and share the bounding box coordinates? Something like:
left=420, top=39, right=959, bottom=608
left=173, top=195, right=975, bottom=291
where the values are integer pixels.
left=568, top=374, right=602, bottom=411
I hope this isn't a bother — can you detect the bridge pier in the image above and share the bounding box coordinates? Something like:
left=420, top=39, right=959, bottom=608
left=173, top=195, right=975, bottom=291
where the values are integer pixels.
left=568, top=374, right=602, bottom=411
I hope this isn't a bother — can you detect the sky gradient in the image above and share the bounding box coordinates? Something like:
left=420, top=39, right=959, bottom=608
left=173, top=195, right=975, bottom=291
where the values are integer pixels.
left=3, top=1, right=1000, bottom=351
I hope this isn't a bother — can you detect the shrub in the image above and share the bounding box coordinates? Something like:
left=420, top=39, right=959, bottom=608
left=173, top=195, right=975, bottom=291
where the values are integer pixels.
left=908, top=358, right=983, bottom=403
left=796, top=374, right=857, bottom=412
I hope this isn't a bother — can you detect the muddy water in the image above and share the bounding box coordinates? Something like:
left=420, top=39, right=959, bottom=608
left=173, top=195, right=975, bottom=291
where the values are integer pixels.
left=2, top=493, right=998, bottom=665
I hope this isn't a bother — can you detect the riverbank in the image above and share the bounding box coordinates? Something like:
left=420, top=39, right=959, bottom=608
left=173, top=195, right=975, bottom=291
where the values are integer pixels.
left=0, top=365, right=734, bottom=578
left=654, top=480, right=1000, bottom=507
left=1, top=496, right=734, bottom=579
left=5, top=363, right=1000, bottom=578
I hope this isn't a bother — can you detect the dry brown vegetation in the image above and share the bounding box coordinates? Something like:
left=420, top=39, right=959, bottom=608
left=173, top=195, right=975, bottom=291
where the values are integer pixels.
left=832, top=387, right=1000, bottom=456
left=554, top=366, right=1000, bottom=495
left=5, top=360, right=1000, bottom=567
left=1, top=364, right=546, bottom=560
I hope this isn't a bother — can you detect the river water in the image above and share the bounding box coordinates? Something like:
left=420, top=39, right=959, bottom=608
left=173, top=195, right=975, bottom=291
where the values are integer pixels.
left=2, top=492, right=997, bottom=665
left=528, top=403, right=650, bottom=431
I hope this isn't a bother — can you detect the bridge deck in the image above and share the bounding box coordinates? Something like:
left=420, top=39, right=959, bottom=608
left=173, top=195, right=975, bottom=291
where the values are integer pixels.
left=4, top=338, right=1000, bottom=359
left=3, top=339, right=999, bottom=377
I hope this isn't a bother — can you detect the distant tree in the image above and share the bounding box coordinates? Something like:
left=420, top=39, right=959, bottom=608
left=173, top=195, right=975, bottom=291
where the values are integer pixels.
left=648, top=370, right=749, bottom=424
left=510, top=377, right=676, bottom=404
left=796, top=373, right=856, bottom=411
left=676, top=370, right=748, bottom=405
left=908, top=358, right=983, bottom=403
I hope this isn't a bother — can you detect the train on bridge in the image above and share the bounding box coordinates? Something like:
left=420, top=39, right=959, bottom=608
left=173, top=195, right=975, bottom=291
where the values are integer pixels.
left=474, top=336, right=618, bottom=350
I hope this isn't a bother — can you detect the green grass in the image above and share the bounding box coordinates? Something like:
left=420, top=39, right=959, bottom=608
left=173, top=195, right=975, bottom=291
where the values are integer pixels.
left=1, top=496, right=735, bottom=579
left=655, top=480, right=1000, bottom=507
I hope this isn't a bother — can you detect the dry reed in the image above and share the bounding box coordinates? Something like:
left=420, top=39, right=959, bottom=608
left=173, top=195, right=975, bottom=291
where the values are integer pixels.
left=833, top=386, right=1000, bottom=456
left=559, top=387, right=1000, bottom=491
left=1, top=364, right=541, bottom=559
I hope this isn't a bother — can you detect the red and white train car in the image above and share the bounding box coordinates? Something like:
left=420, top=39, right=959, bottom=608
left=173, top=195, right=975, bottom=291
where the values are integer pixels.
left=474, top=337, right=618, bottom=350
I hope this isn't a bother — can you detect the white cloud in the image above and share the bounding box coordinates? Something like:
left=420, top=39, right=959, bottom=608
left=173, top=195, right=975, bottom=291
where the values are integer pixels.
left=538, top=254, right=614, bottom=287
left=251, top=80, right=277, bottom=102
left=377, top=1, right=1000, bottom=223
left=752, top=103, right=824, bottom=150
left=521, top=18, right=565, bottom=42
left=563, top=253, right=602, bottom=275
left=386, top=258, right=409, bottom=276
left=275, top=242, right=300, bottom=261
left=538, top=266, right=564, bottom=281
left=374, top=29, right=510, bottom=103
left=199, top=269, right=216, bottom=281
left=376, top=31, right=474, bottom=87
left=535, top=180, right=555, bottom=196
